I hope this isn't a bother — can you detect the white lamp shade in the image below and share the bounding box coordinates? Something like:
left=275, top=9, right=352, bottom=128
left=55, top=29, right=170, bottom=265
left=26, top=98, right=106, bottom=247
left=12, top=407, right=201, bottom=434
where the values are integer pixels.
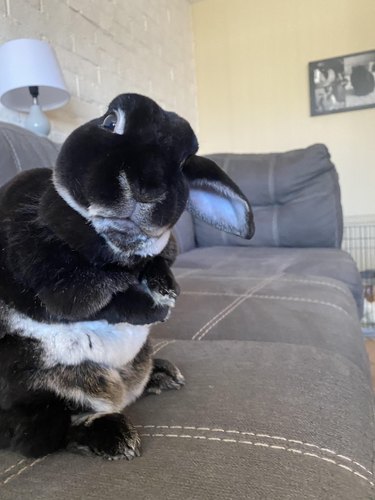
left=0, top=38, right=70, bottom=111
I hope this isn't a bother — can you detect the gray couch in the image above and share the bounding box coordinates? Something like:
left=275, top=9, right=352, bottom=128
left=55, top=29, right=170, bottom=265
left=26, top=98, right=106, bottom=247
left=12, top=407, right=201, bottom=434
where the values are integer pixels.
left=0, top=122, right=373, bottom=500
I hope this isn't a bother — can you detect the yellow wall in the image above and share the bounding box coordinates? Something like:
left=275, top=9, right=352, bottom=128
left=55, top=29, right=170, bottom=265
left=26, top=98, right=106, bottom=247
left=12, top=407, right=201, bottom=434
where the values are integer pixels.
left=192, top=0, right=375, bottom=217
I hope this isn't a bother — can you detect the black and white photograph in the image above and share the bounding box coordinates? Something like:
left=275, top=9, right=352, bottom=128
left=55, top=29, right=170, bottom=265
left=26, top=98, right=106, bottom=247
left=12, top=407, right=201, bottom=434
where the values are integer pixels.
left=309, top=50, right=375, bottom=115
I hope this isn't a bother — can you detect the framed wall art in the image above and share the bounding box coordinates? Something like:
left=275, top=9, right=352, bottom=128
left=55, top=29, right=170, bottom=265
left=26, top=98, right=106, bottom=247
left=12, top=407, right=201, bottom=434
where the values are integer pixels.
left=309, top=49, right=375, bottom=116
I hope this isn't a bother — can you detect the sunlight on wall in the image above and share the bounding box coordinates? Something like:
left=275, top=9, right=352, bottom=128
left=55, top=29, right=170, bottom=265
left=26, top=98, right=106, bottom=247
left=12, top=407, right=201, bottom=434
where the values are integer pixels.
left=192, top=0, right=375, bottom=217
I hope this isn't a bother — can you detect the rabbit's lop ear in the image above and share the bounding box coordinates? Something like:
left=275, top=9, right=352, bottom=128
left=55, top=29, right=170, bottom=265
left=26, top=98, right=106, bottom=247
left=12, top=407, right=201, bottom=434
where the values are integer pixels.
left=182, top=155, right=255, bottom=239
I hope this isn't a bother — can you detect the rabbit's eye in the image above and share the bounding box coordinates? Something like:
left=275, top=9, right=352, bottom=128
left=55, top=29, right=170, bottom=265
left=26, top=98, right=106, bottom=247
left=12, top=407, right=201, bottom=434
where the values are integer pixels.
left=101, top=109, right=126, bottom=135
left=102, top=113, right=117, bottom=131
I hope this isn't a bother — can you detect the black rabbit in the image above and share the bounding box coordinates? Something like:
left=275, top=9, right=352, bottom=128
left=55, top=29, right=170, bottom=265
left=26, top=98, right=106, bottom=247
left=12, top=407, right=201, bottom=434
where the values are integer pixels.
left=0, top=93, right=254, bottom=459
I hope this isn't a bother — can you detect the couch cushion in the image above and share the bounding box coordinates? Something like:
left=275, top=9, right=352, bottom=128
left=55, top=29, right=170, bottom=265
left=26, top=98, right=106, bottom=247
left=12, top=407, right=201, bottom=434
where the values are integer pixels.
left=173, top=246, right=363, bottom=316
left=0, top=122, right=59, bottom=187
left=194, top=144, right=343, bottom=248
left=0, top=340, right=373, bottom=499
left=153, top=267, right=366, bottom=377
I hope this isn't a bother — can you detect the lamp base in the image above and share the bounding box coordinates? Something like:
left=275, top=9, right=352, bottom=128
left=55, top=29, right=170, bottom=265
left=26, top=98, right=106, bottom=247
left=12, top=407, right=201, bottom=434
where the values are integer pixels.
left=24, top=103, right=50, bottom=137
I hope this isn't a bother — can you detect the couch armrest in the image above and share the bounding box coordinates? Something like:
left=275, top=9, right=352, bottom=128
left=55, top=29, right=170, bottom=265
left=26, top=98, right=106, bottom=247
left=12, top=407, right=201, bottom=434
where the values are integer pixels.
left=0, top=122, right=59, bottom=187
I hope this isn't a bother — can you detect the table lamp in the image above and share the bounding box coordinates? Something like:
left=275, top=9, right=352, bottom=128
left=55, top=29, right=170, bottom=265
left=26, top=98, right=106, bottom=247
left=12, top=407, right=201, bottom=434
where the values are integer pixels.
left=0, top=38, right=70, bottom=136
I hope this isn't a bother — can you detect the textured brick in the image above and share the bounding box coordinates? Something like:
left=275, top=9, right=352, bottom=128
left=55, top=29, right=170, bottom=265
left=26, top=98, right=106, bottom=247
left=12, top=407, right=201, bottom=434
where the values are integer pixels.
left=8, top=0, right=40, bottom=15
left=0, top=0, right=197, bottom=140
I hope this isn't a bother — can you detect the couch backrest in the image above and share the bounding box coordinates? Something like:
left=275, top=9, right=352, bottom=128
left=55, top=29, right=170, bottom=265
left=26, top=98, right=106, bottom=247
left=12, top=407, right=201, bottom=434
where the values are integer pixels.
left=0, top=122, right=59, bottom=187
left=0, top=125, right=343, bottom=251
left=191, top=144, right=343, bottom=249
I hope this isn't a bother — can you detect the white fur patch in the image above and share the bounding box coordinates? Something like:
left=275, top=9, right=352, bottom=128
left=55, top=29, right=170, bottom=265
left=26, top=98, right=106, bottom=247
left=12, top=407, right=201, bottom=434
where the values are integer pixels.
left=53, top=171, right=171, bottom=259
left=141, top=279, right=176, bottom=308
left=104, top=229, right=171, bottom=259
left=149, top=291, right=176, bottom=308
left=8, top=311, right=150, bottom=369
left=134, top=229, right=171, bottom=257
left=114, top=108, right=126, bottom=135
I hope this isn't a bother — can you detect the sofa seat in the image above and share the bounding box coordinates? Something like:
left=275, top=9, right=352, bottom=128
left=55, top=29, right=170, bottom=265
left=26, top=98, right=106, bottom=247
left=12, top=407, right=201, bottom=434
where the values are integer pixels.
left=152, top=264, right=367, bottom=372
left=172, top=246, right=363, bottom=317
left=0, top=339, right=373, bottom=500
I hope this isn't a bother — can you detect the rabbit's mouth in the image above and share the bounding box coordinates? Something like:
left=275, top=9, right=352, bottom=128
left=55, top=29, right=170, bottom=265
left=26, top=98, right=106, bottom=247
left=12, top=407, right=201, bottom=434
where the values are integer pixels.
left=91, top=215, right=170, bottom=258
left=91, top=215, right=165, bottom=239
left=103, top=226, right=171, bottom=259
left=92, top=215, right=140, bottom=234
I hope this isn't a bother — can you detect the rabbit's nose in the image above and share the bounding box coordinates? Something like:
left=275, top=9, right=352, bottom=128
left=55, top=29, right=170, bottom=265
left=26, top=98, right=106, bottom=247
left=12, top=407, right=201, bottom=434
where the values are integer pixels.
left=119, top=172, right=165, bottom=204
left=136, top=186, right=166, bottom=204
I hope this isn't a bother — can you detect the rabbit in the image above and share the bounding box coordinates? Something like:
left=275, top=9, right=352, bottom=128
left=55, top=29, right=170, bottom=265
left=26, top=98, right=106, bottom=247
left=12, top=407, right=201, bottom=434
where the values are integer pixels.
left=0, top=93, right=254, bottom=460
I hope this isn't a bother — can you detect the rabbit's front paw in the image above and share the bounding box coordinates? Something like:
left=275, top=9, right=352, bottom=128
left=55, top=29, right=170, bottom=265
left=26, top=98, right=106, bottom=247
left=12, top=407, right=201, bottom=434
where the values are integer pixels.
left=142, top=260, right=180, bottom=308
left=145, top=358, right=185, bottom=395
left=72, top=413, right=141, bottom=460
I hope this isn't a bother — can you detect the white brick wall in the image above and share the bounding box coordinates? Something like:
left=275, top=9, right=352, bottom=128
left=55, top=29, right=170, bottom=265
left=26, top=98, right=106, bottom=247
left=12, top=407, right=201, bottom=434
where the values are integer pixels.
left=0, top=0, right=198, bottom=142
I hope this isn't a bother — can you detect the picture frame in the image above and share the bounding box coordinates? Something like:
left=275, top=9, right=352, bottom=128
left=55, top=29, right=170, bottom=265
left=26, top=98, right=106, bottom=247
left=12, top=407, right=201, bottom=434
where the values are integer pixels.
left=309, top=49, right=375, bottom=116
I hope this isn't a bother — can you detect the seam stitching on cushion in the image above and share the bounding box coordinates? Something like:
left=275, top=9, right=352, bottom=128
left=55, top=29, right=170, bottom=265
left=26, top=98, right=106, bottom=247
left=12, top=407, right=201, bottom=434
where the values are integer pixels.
left=273, top=206, right=279, bottom=246
left=182, top=292, right=354, bottom=319
left=268, top=156, right=279, bottom=246
left=282, top=191, right=335, bottom=206
left=135, top=424, right=372, bottom=476
left=191, top=274, right=283, bottom=341
left=251, top=294, right=352, bottom=318
left=1, top=456, right=47, bottom=486
left=152, top=340, right=166, bottom=352
left=330, top=171, right=340, bottom=247
left=138, top=432, right=373, bottom=486
left=277, top=277, right=351, bottom=295
left=218, top=155, right=232, bottom=248
left=179, top=276, right=352, bottom=296
left=0, top=459, right=27, bottom=477
left=191, top=295, right=246, bottom=340
left=195, top=274, right=283, bottom=340
left=182, top=276, right=352, bottom=298
left=152, top=340, right=176, bottom=355
left=2, top=130, right=22, bottom=172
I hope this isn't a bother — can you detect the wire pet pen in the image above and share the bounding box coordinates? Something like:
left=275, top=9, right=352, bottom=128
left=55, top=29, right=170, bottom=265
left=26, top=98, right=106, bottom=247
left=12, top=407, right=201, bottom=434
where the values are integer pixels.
left=342, top=223, right=375, bottom=336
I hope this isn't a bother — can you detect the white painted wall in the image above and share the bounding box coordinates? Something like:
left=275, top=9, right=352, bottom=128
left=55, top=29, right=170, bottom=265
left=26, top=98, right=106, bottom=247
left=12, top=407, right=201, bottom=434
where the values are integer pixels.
left=0, top=0, right=198, bottom=142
